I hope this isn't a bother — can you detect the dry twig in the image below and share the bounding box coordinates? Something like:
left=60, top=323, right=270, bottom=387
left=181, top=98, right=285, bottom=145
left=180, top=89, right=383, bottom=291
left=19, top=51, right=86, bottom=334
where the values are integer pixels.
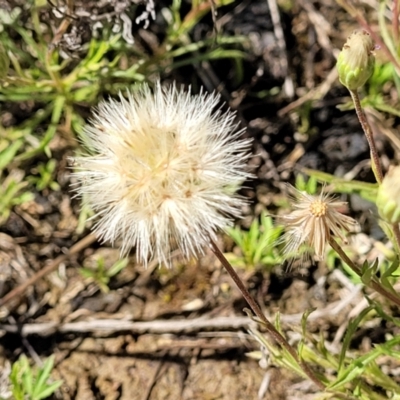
left=0, top=234, right=97, bottom=308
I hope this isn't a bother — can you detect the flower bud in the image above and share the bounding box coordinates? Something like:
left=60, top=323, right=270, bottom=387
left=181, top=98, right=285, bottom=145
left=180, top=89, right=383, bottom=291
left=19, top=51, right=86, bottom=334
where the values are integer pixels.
left=376, top=166, right=400, bottom=224
left=336, top=30, right=375, bottom=91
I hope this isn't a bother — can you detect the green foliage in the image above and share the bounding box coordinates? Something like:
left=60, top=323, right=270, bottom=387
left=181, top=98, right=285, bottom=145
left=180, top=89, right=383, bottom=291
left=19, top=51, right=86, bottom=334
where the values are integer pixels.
left=9, top=355, right=62, bottom=400
left=226, top=177, right=320, bottom=270
left=301, top=168, right=378, bottom=202
left=0, top=0, right=247, bottom=227
left=226, top=213, right=283, bottom=269
left=0, top=171, right=33, bottom=224
left=249, top=307, right=400, bottom=399
left=294, top=174, right=318, bottom=195
left=0, top=42, right=9, bottom=79
left=27, top=159, right=60, bottom=191
left=79, top=257, right=129, bottom=293
left=329, top=258, right=361, bottom=287
left=297, top=101, right=318, bottom=136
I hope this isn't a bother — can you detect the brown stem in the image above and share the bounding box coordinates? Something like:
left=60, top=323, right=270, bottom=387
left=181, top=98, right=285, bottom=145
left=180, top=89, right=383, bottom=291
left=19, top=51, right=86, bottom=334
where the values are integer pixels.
left=392, top=224, right=400, bottom=255
left=209, top=239, right=325, bottom=390
left=349, top=90, right=383, bottom=184
left=349, top=90, right=400, bottom=252
left=0, top=233, right=97, bottom=308
left=329, top=237, right=400, bottom=308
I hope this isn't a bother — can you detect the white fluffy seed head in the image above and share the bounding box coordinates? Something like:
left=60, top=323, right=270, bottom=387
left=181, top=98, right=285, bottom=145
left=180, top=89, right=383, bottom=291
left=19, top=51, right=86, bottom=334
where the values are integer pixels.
left=280, top=185, right=358, bottom=266
left=71, top=81, right=252, bottom=267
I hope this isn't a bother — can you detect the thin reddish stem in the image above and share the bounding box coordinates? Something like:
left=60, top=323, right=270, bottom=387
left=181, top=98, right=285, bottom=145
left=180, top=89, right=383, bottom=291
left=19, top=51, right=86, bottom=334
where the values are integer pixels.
left=349, top=90, right=383, bottom=184
left=329, top=238, right=400, bottom=308
left=349, top=90, right=400, bottom=252
left=209, top=239, right=325, bottom=390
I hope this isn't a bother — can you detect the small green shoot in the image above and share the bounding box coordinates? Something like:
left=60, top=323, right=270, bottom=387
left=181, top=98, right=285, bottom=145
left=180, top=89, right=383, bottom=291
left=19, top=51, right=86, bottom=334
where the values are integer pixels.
left=294, top=174, right=318, bottom=195
left=28, top=159, right=60, bottom=191
left=9, top=355, right=62, bottom=400
left=226, top=213, right=283, bottom=269
left=0, top=171, right=34, bottom=224
left=301, top=168, right=378, bottom=202
left=79, top=257, right=129, bottom=293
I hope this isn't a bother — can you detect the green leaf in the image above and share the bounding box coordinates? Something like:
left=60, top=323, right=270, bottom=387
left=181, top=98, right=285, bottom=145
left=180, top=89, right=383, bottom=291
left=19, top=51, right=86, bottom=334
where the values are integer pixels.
left=20, top=356, right=33, bottom=395
left=34, top=380, right=62, bottom=399
left=79, top=268, right=96, bottom=279
left=298, top=308, right=316, bottom=358
left=107, top=258, right=129, bottom=277
left=380, top=258, right=400, bottom=291
left=32, top=356, right=54, bottom=397
left=329, top=349, right=382, bottom=390
left=301, top=168, right=378, bottom=202
left=337, top=306, right=373, bottom=373
left=0, top=139, right=22, bottom=170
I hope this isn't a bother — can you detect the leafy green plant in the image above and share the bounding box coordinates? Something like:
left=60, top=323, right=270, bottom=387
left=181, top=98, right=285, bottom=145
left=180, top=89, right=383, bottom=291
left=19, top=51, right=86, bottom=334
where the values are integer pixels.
left=244, top=4, right=400, bottom=392
left=226, top=213, right=283, bottom=269
left=225, top=177, right=318, bottom=270
left=27, top=159, right=60, bottom=192
left=79, top=257, right=129, bottom=293
left=294, top=174, right=318, bottom=195
left=0, top=0, right=248, bottom=231
left=301, top=168, right=378, bottom=203
left=0, top=171, right=33, bottom=224
left=249, top=306, right=400, bottom=399
left=9, top=355, right=62, bottom=400
left=0, top=0, right=246, bottom=162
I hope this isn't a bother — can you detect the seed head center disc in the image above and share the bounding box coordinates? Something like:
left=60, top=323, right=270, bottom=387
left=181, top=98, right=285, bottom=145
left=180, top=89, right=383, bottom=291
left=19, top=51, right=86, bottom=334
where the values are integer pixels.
left=310, top=200, right=328, bottom=217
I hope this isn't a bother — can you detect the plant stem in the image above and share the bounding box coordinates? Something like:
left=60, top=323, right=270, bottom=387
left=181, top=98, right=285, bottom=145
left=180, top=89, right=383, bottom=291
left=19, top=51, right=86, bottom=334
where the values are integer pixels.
left=349, top=90, right=400, bottom=253
left=329, top=237, right=400, bottom=307
left=349, top=89, right=383, bottom=184
left=392, top=224, right=400, bottom=254
left=209, top=238, right=325, bottom=390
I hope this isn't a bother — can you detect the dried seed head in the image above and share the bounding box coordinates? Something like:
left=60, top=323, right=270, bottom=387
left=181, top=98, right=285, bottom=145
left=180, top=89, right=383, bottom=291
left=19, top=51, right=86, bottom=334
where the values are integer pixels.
left=336, top=30, right=375, bottom=90
left=71, top=81, right=252, bottom=267
left=376, top=165, right=400, bottom=224
left=280, top=185, right=358, bottom=265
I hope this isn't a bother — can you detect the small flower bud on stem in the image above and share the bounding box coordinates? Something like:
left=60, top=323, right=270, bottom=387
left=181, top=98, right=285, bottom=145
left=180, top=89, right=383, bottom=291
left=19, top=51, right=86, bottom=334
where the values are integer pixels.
left=349, top=87, right=400, bottom=252
left=337, top=30, right=375, bottom=91
left=337, top=31, right=400, bottom=252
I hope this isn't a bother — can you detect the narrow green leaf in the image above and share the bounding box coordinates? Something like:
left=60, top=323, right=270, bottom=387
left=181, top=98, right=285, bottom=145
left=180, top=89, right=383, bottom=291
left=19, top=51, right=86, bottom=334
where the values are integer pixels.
left=381, top=258, right=400, bottom=280
left=34, top=380, right=62, bottom=400
left=338, top=306, right=373, bottom=373
left=107, top=258, right=129, bottom=277
left=329, top=349, right=382, bottom=390
left=0, top=139, right=22, bottom=170
left=21, top=357, right=33, bottom=395
left=32, top=356, right=54, bottom=396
